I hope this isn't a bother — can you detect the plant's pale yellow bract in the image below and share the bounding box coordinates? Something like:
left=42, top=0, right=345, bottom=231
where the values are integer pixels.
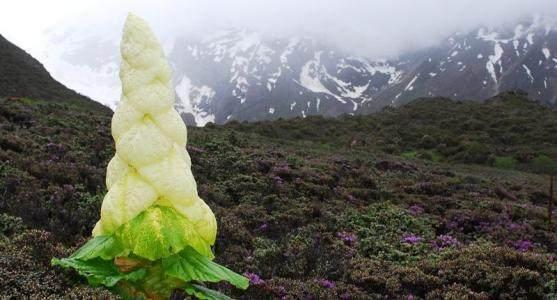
left=92, top=14, right=217, bottom=247
left=52, top=14, right=248, bottom=299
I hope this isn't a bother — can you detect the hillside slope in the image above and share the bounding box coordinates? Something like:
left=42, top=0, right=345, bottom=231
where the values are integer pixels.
left=0, top=34, right=110, bottom=113
left=232, top=91, right=557, bottom=167
left=1, top=92, right=556, bottom=298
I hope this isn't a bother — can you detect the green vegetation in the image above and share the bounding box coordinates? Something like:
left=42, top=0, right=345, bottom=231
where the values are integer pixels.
left=532, top=155, right=557, bottom=176
left=494, top=156, right=518, bottom=169
left=1, top=92, right=557, bottom=298
left=228, top=92, right=557, bottom=171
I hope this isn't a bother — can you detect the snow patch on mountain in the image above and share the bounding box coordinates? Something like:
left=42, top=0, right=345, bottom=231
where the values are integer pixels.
left=522, top=65, right=534, bottom=83
left=362, top=59, right=403, bottom=85
left=487, top=43, right=504, bottom=83
left=175, top=76, right=215, bottom=126
left=543, top=48, right=551, bottom=59
left=299, top=52, right=346, bottom=103
left=404, top=74, right=419, bottom=91
left=280, top=38, right=299, bottom=66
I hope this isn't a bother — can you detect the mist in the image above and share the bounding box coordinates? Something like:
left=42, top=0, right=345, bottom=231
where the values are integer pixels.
left=52, top=0, right=557, bottom=58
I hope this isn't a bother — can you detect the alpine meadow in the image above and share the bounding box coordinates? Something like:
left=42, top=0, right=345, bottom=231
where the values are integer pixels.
left=1, top=1, right=557, bottom=299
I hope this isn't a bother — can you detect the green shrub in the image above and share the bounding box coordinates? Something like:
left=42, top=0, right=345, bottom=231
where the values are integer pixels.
left=453, top=141, right=492, bottom=164
left=0, top=213, right=25, bottom=236
left=342, top=203, right=436, bottom=263
left=530, top=154, right=557, bottom=175
left=493, top=156, right=517, bottom=170
left=401, top=151, right=418, bottom=159
left=420, top=135, right=436, bottom=149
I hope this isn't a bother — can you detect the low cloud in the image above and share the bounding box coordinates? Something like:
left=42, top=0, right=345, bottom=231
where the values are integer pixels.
left=4, top=0, right=557, bottom=58
left=110, top=0, right=557, bottom=58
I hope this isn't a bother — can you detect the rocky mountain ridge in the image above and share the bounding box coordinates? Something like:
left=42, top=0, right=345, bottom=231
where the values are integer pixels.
left=39, top=15, right=557, bottom=125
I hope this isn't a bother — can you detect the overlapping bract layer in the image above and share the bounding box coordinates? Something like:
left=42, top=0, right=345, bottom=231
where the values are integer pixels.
left=92, top=14, right=216, bottom=256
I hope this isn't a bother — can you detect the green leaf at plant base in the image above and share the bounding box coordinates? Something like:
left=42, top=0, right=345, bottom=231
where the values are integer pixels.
left=51, top=257, right=146, bottom=287
left=162, top=246, right=249, bottom=290
left=184, top=283, right=234, bottom=300
left=70, top=235, right=127, bottom=260
left=114, top=205, right=214, bottom=261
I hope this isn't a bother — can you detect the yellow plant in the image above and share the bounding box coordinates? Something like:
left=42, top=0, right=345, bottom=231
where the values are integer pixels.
left=53, top=14, right=248, bottom=299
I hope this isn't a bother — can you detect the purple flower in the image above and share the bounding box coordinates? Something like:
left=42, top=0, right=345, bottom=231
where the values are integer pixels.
left=243, top=272, right=265, bottom=285
left=318, top=279, right=335, bottom=289
left=272, top=176, right=284, bottom=185
left=475, top=221, right=491, bottom=233
left=402, top=234, right=422, bottom=244
left=337, top=231, right=357, bottom=246
left=514, top=240, right=534, bottom=252
left=62, top=184, right=75, bottom=193
left=277, top=286, right=286, bottom=297
left=273, top=164, right=291, bottom=176
left=257, top=223, right=268, bottom=231
left=407, top=294, right=415, bottom=300
left=408, top=205, right=424, bottom=216
left=507, top=222, right=521, bottom=230
left=187, top=146, right=205, bottom=154
left=432, top=234, right=459, bottom=250
left=340, top=293, right=351, bottom=300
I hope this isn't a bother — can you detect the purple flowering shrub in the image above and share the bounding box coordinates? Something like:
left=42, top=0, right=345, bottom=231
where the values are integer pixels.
left=402, top=234, right=423, bottom=245
left=408, top=204, right=424, bottom=216
left=243, top=272, right=265, bottom=285
left=514, top=239, right=534, bottom=252
left=342, top=203, right=437, bottom=262
left=337, top=231, right=358, bottom=246
left=0, top=98, right=112, bottom=241
left=431, top=234, right=460, bottom=250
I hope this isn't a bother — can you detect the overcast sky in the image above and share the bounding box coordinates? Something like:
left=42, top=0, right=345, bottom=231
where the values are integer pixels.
left=1, top=0, right=557, bottom=58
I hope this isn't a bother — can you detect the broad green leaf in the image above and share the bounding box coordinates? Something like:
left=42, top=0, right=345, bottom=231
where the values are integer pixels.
left=114, top=205, right=214, bottom=261
left=184, top=283, right=234, bottom=300
left=114, top=263, right=181, bottom=300
left=162, top=247, right=249, bottom=290
left=70, top=235, right=127, bottom=260
left=51, top=257, right=146, bottom=287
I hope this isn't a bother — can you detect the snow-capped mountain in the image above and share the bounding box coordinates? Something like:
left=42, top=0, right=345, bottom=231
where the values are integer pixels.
left=41, top=15, right=557, bottom=126
left=366, top=15, right=557, bottom=112
left=170, top=30, right=403, bottom=125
